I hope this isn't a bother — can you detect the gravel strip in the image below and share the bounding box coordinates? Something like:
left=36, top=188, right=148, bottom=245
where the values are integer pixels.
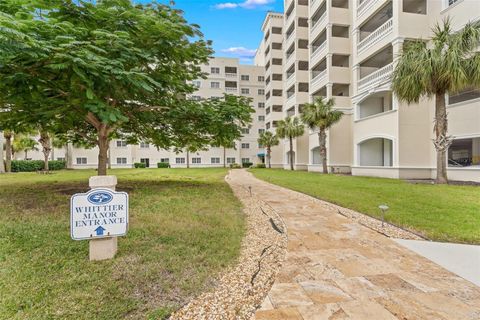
left=170, top=171, right=288, bottom=320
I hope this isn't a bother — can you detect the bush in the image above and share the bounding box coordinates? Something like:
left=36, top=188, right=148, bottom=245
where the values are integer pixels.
left=242, top=162, right=253, bottom=168
left=134, top=162, right=146, bottom=168
left=157, top=162, right=170, bottom=168
left=256, top=163, right=266, bottom=168
left=229, top=163, right=241, bottom=169
left=11, top=160, right=65, bottom=172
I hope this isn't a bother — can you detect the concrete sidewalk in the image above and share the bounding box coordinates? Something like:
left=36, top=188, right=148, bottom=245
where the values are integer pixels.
left=394, top=239, right=480, bottom=286
left=227, top=170, right=480, bottom=320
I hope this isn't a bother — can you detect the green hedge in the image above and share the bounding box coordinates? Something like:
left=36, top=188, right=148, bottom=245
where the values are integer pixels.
left=157, top=162, right=170, bottom=168
left=229, top=163, right=241, bottom=169
left=242, top=162, right=253, bottom=168
left=256, top=163, right=266, bottom=168
left=11, top=160, right=65, bottom=172
left=134, top=162, right=146, bottom=168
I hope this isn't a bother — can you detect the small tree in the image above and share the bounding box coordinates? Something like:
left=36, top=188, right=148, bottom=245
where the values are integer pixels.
left=276, top=116, right=304, bottom=170
left=301, top=97, right=343, bottom=174
left=38, top=131, right=52, bottom=171
left=3, top=130, right=12, bottom=172
left=13, top=135, right=38, bottom=160
left=392, top=19, right=480, bottom=184
left=257, top=131, right=279, bottom=168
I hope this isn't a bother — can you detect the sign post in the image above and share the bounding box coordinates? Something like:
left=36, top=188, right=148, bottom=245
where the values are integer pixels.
left=70, top=176, right=129, bottom=261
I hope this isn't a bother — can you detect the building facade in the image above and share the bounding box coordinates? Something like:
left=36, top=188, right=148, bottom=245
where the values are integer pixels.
left=7, top=57, right=266, bottom=169
left=255, top=0, right=480, bottom=182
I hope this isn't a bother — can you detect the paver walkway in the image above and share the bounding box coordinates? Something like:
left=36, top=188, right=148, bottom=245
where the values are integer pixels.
left=228, top=170, right=480, bottom=320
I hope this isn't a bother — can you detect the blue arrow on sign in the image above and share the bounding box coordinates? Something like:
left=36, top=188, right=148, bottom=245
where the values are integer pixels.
left=94, top=226, right=106, bottom=236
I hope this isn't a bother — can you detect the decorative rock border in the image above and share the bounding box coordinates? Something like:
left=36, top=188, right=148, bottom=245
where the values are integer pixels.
left=170, top=172, right=288, bottom=320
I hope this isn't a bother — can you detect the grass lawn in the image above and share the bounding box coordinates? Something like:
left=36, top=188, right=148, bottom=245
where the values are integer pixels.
left=250, top=169, right=480, bottom=244
left=0, top=168, right=244, bottom=320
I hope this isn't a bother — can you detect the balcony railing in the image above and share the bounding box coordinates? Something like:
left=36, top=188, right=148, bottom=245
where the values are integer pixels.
left=310, top=12, right=326, bottom=35
left=357, top=0, right=379, bottom=18
left=311, top=69, right=327, bottom=87
left=358, top=62, right=393, bottom=92
left=225, top=73, right=237, bottom=78
left=225, top=87, right=238, bottom=92
left=311, top=41, right=327, bottom=62
left=286, top=52, right=295, bottom=67
left=358, top=18, right=393, bottom=54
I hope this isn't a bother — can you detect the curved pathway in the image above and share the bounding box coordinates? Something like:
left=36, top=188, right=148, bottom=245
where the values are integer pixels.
left=228, top=170, right=480, bottom=320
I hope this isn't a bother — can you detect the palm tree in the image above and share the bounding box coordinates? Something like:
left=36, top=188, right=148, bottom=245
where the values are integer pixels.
left=301, top=97, right=343, bottom=174
left=276, top=116, right=305, bottom=170
left=392, top=19, right=480, bottom=184
left=258, top=131, right=279, bottom=168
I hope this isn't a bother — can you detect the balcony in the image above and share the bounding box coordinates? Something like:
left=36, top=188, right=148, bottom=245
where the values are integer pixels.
left=358, top=62, right=393, bottom=93
left=357, top=0, right=380, bottom=18
left=225, top=87, right=237, bottom=92
left=358, top=18, right=393, bottom=54
left=311, top=69, right=327, bottom=89
left=357, top=91, right=393, bottom=120
left=311, top=41, right=327, bottom=62
left=225, top=73, right=237, bottom=78
left=310, top=11, right=326, bottom=36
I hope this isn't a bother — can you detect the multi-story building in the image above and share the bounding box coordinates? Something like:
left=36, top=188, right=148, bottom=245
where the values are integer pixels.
left=254, top=0, right=480, bottom=182
left=7, top=57, right=266, bottom=169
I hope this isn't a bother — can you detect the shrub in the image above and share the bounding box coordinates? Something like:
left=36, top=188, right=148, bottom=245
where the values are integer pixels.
left=242, top=162, right=253, bottom=168
left=157, top=162, right=170, bottom=168
left=11, top=160, right=65, bottom=172
left=229, top=163, right=241, bottom=169
left=256, top=163, right=266, bottom=168
left=134, top=162, right=146, bottom=168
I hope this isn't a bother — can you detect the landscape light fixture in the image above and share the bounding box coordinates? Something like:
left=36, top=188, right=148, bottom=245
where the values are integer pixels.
left=378, top=204, right=389, bottom=227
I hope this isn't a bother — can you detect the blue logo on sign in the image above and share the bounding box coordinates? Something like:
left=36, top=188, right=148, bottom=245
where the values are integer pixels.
left=88, top=191, right=113, bottom=204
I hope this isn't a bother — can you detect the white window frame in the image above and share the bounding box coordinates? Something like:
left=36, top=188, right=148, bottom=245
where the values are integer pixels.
left=241, top=75, right=250, bottom=81
left=211, top=81, right=220, bottom=89
left=241, top=88, right=250, bottom=95
left=192, top=157, right=202, bottom=164
left=211, top=67, right=220, bottom=74
left=211, top=157, right=220, bottom=164
left=241, top=143, right=250, bottom=149
left=116, top=157, right=127, bottom=165
left=227, top=157, right=236, bottom=164
left=176, top=157, right=186, bottom=164
left=140, top=142, right=150, bottom=149
left=116, top=140, right=127, bottom=148
left=76, top=157, right=87, bottom=165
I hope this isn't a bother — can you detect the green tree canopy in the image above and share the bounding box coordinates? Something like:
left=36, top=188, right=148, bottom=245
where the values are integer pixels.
left=257, top=131, right=279, bottom=168
left=276, top=116, right=304, bottom=171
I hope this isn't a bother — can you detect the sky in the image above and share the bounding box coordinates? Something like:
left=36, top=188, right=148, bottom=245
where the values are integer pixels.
left=151, top=0, right=284, bottom=64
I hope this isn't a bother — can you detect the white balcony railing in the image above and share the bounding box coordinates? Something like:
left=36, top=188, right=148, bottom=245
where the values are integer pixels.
left=310, top=41, right=327, bottom=62
left=310, top=12, right=326, bottom=35
left=286, top=52, right=295, bottom=68
left=225, top=87, right=238, bottom=92
left=357, top=0, right=379, bottom=18
left=225, top=73, right=237, bottom=78
left=358, top=18, right=393, bottom=54
left=358, top=62, right=393, bottom=92
left=311, top=69, right=327, bottom=87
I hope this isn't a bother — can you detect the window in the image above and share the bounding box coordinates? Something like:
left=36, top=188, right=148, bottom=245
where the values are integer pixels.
left=76, top=157, right=87, bottom=165
left=227, top=157, right=236, bottom=164
left=140, top=158, right=150, bottom=167
left=160, top=158, right=169, bottom=163
left=192, top=80, right=201, bottom=88
left=116, top=140, right=127, bottom=147
left=140, top=142, right=149, bottom=148
left=211, top=157, right=220, bottom=164
left=57, top=157, right=65, bottom=162
left=242, top=158, right=250, bottom=163
left=258, top=129, right=265, bottom=135
left=258, top=76, right=265, bottom=82
left=258, top=115, right=265, bottom=121
left=448, top=86, right=480, bottom=105
left=258, top=89, right=265, bottom=95
left=241, top=143, right=250, bottom=149
left=116, top=157, right=127, bottom=165
left=448, top=138, right=480, bottom=168
left=192, top=157, right=201, bottom=164
left=258, top=102, right=265, bottom=108
left=241, top=128, right=250, bottom=134
left=176, top=157, right=186, bottom=164
left=241, top=88, right=250, bottom=95
left=241, top=75, right=250, bottom=81
left=211, top=82, right=220, bottom=89
left=211, top=67, right=220, bottom=74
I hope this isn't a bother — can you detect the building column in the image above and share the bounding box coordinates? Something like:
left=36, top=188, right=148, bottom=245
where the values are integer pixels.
left=326, top=83, right=333, bottom=99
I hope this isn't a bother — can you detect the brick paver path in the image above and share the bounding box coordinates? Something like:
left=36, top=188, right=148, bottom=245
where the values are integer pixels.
left=228, top=170, right=480, bottom=320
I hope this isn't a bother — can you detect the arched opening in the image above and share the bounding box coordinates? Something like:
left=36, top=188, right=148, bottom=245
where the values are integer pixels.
left=358, top=138, right=393, bottom=166
left=311, top=147, right=321, bottom=164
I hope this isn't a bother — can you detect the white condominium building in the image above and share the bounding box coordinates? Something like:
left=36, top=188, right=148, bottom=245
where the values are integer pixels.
left=255, top=0, right=480, bottom=182
left=7, top=57, right=266, bottom=169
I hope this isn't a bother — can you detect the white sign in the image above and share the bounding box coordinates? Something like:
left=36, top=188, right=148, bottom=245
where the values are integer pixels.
left=70, top=188, right=129, bottom=240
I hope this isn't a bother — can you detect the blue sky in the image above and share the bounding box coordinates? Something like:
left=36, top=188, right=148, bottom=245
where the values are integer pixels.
left=153, top=0, right=284, bottom=64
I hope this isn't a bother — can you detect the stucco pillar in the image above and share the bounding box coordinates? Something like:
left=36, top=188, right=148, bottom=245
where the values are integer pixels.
left=88, top=175, right=118, bottom=261
left=326, top=83, right=333, bottom=99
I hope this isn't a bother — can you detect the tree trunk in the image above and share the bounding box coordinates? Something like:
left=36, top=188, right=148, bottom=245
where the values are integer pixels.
left=223, top=147, right=226, bottom=168
left=24, top=150, right=28, bottom=160
left=108, top=143, right=112, bottom=170
left=0, top=133, right=4, bottom=173
left=319, top=128, right=328, bottom=174
left=289, top=136, right=294, bottom=171
left=267, top=146, right=271, bottom=168
left=5, top=132, right=12, bottom=172
left=97, top=127, right=109, bottom=176
left=434, top=93, right=448, bottom=184
left=65, top=143, right=72, bottom=169
left=186, top=150, right=190, bottom=168
left=39, top=131, right=51, bottom=172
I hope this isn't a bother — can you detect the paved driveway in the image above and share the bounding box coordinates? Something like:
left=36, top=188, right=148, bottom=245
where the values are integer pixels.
left=228, top=170, right=480, bottom=320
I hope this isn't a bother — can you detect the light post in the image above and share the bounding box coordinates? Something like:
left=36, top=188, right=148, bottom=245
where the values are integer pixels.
left=378, top=204, right=389, bottom=227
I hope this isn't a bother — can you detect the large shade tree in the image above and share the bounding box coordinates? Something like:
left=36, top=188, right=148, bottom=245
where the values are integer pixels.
left=0, top=0, right=252, bottom=175
left=257, top=131, right=279, bottom=168
left=276, top=116, right=304, bottom=170
left=301, top=97, right=343, bottom=174
left=392, top=19, right=480, bottom=184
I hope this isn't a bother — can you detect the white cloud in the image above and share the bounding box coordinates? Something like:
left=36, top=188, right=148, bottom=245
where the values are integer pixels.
left=221, top=47, right=257, bottom=58
left=214, top=0, right=275, bottom=10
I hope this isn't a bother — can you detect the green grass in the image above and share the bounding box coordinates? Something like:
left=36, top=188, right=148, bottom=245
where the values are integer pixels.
left=0, top=168, right=244, bottom=320
left=250, top=169, right=480, bottom=244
